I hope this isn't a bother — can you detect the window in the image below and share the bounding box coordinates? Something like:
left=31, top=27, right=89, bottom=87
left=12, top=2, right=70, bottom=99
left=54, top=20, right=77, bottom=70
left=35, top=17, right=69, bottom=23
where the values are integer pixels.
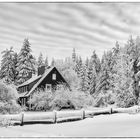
left=52, top=74, right=56, bottom=80
left=46, top=84, right=52, bottom=91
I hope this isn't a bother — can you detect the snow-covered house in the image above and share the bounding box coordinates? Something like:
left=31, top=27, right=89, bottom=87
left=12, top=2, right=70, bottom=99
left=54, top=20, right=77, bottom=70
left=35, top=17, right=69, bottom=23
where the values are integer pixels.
left=17, top=66, right=70, bottom=109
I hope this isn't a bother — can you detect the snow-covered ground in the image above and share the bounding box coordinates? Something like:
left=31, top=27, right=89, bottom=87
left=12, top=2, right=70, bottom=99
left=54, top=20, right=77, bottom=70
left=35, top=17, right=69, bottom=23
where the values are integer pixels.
left=1, top=113, right=140, bottom=137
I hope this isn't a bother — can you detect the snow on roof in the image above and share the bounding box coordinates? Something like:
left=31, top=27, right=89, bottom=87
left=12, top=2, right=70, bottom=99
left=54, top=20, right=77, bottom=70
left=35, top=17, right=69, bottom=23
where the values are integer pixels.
left=18, top=91, right=28, bottom=97
left=17, top=75, right=42, bottom=88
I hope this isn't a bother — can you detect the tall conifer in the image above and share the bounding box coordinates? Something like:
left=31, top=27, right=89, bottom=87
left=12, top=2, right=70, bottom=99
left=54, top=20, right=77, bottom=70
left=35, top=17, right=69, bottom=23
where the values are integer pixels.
left=16, top=38, right=36, bottom=84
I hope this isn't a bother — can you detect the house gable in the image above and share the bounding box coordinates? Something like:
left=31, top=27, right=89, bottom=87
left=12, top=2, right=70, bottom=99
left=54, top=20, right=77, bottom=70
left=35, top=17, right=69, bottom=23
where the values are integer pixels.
left=25, top=67, right=70, bottom=96
left=38, top=67, right=69, bottom=90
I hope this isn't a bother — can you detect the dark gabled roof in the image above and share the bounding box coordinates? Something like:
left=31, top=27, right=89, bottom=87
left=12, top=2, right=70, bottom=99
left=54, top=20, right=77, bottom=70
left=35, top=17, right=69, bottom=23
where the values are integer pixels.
left=17, top=75, right=42, bottom=88
left=25, top=66, right=55, bottom=96
left=18, top=66, right=70, bottom=97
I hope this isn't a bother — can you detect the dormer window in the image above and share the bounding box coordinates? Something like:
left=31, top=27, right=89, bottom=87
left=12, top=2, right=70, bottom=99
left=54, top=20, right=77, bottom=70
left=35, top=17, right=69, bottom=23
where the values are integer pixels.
left=52, top=74, right=56, bottom=80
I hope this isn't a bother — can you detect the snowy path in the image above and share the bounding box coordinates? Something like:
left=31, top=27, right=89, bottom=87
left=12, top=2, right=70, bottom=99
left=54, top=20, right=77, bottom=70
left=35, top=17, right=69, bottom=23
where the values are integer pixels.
left=1, top=113, right=140, bottom=137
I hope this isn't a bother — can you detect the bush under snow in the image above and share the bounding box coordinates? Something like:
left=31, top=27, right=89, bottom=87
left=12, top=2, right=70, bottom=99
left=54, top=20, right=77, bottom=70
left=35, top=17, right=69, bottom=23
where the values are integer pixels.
left=0, top=81, right=21, bottom=114
left=29, top=86, right=95, bottom=111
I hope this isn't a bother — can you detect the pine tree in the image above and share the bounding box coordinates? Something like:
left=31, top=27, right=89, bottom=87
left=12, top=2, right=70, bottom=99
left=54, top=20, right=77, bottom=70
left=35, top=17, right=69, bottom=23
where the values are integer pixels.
left=44, top=56, right=49, bottom=69
left=85, top=57, right=89, bottom=68
left=88, top=51, right=101, bottom=95
left=124, top=36, right=140, bottom=104
left=113, top=41, right=120, bottom=59
left=37, top=52, right=44, bottom=68
left=135, top=36, right=140, bottom=84
left=12, top=52, right=18, bottom=84
left=113, top=51, right=136, bottom=107
left=96, top=51, right=114, bottom=94
left=72, top=55, right=89, bottom=92
left=51, top=58, right=55, bottom=67
left=82, top=58, right=90, bottom=92
left=89, top=66, right=97, bottom=95
left=16, top=38, right=36, bottom=85
left=91, top=50, right=101, bottom=73
left=72, top=48, right=76, bottom=63
left=0, top=47, right=17, bottom=84
left=79, top=62, right=86, bottom=92
left=75, top=56, right=79, bottom=75
left=76, top=56, right=83, bottom=77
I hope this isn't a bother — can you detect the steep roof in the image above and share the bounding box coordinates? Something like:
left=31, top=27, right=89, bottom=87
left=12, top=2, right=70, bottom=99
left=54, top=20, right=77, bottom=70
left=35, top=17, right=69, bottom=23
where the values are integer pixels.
left=25, top=66, right=55, bottom=96
left=17, top=75, right=42, bottom=88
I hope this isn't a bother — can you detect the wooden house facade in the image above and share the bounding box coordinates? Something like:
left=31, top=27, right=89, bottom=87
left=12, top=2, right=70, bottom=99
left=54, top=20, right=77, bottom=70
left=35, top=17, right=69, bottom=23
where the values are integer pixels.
left=17, top=66, right=70, bottom=109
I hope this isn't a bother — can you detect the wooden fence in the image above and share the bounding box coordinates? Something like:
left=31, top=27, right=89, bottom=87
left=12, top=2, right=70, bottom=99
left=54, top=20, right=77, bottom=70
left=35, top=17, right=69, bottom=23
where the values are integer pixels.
left=0, top=106, right=140, bottom=126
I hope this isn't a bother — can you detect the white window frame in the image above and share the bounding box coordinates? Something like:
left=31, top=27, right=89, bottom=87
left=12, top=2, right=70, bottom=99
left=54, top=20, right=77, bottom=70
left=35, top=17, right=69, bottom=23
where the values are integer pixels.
left=52, top=73, right=56, bottom=80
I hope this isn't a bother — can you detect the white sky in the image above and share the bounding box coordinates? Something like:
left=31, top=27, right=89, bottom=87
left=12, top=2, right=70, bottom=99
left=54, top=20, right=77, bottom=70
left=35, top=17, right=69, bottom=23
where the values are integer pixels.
left=0, top=3, right=139, bottom=63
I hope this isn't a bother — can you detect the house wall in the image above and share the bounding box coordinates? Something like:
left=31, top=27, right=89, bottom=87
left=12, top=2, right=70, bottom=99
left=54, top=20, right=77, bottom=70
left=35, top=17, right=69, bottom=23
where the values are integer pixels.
left=37, top=68, right=69, bottom=90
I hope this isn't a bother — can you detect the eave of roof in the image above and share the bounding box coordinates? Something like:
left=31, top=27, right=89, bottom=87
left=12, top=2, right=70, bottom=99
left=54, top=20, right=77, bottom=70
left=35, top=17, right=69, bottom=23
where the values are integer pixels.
left=18, top=91, right=28, bottom=97
left=17, top=75, right=42, bottom=88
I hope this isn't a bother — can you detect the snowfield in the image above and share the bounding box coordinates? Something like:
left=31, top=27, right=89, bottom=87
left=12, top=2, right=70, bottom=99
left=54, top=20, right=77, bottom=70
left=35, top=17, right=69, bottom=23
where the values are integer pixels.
left=1, top=113, right=140, bottom=137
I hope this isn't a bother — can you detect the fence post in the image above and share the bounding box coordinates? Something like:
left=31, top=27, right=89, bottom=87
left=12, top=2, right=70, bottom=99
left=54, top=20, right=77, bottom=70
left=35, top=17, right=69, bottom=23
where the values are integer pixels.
left=136, top=106, right=140, bottom=113
left=20, top=113, right=24, bottom=126
left=137, top=106, right=140, bottom=113
left=110, top=108, right=112, bottom=114
left=53, top=111, right=57, bottom=123
left=110, top=108, right=113, bottom=114
left=81, top=109, right=85, bottom=120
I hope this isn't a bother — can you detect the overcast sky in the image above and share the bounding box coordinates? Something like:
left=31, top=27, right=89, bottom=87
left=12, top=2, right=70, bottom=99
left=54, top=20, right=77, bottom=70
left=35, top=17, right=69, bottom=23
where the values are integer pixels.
left=0, top=3, right=140, bottom=62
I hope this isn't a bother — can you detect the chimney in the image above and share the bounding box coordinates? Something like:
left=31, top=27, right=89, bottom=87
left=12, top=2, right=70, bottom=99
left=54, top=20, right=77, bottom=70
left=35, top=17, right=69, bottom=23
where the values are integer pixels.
left=38, top=65, right=45, bottom=76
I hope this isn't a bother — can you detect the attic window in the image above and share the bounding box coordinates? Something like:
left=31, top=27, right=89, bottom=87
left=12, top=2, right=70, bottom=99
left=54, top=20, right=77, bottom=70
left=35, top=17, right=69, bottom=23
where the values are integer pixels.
left=52, top=74, right=56, bottom=80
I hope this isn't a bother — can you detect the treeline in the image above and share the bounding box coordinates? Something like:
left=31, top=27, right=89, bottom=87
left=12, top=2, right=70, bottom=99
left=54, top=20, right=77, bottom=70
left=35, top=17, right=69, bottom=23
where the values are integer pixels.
left=1, top=36, right=140, bottom=108
left=52, top=36, right=140, bottom=107
left=0, top=39, right=50, bottom=85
